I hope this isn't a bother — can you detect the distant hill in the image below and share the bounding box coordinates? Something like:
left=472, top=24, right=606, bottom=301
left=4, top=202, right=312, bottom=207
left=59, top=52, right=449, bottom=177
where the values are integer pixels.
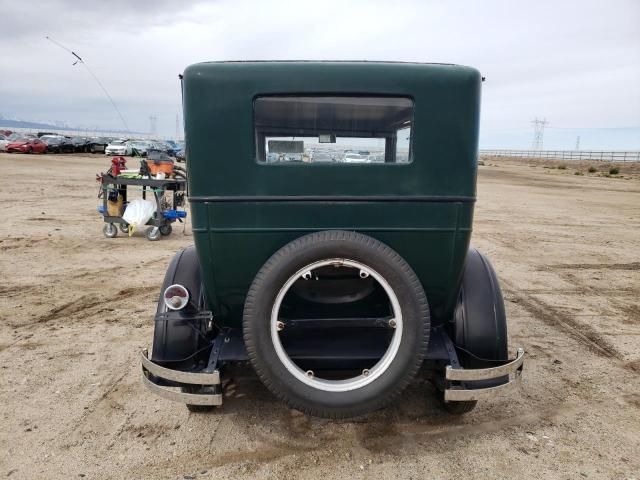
left=0, top=118, right=139, bottom=135
left=0, top=118, right=72, bottom=131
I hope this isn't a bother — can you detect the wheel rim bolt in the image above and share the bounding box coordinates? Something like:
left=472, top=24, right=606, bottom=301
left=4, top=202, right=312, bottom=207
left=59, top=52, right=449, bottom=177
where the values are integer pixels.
left=362, top=369, right=370, bottom=377
left=306, top=370, right=314, bottom=378
left=276, top=321, right=285, bottom=331
left=389, top=319, right=397, bottom=329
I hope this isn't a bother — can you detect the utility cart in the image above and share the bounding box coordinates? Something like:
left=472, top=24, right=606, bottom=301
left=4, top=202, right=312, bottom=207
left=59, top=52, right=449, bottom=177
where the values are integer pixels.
left=142, top=61, right=525, bottom=419
left=99, top=174, right=187, bottom=241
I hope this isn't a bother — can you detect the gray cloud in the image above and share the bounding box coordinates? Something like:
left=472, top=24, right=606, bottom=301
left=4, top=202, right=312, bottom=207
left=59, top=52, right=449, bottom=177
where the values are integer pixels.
left=1, top=0, right=638, bottom=146
left=0, top=0, right=204, bottom=40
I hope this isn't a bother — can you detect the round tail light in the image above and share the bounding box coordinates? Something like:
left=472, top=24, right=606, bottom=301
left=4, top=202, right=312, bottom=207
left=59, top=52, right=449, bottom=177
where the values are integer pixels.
left=163, top=284, right=190, bottom=310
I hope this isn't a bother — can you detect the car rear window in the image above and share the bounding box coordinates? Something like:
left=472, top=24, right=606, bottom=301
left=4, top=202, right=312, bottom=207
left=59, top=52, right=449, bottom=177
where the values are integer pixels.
left=254, top=96, right=413, bottom=164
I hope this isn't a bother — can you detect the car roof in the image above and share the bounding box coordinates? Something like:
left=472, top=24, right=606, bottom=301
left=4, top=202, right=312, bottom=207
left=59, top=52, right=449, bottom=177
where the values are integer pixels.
left=183, top=60, right=481, bottom=199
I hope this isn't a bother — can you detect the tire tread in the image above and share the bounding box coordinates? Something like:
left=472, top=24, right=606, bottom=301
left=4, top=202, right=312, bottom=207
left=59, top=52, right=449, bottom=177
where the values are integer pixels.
left=243, top=230, right=430, bottom=419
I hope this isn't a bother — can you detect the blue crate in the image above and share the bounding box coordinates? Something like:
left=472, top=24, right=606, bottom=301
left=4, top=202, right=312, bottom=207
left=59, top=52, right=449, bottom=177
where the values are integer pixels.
left=163, top=210, right=187, bottom=220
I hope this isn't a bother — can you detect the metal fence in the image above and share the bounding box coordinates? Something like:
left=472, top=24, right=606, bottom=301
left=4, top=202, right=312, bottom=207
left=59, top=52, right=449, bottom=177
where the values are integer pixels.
left=480, top=149, right=640, bottom=162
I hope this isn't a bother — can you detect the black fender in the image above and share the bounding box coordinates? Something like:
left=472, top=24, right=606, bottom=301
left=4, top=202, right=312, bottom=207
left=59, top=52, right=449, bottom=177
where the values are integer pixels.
left=151, top=246, right=210, bottom=365
left=452, top=248, right=508, bottom=370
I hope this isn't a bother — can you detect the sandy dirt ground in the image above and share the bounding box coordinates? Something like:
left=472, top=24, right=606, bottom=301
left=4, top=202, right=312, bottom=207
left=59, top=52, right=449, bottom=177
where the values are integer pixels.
left=1, top=152, right=638, bottom=480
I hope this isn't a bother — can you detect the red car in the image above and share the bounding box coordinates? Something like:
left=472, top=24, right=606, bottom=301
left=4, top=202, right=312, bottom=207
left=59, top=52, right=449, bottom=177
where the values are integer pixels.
left=5, top=137, right=48, bottom=154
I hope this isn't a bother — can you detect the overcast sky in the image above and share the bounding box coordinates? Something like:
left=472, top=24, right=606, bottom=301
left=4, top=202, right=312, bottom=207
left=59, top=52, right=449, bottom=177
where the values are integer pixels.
left=1, top=0, right=639, bottom=148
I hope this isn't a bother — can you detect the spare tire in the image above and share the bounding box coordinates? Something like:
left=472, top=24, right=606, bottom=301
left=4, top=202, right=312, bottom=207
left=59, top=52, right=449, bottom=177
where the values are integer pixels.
left=243, top=230, right=430, bottom=419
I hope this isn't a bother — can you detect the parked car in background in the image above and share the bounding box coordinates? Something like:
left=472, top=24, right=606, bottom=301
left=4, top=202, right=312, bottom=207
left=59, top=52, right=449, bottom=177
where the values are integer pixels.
left=105, top=140, right=133, bottom=156
left=41, top=135, right=75, bottom=153
left=7, top=133, right=36, bottom=141
left=70, top=137, right=90, bottom=152
left=162, top=140, right=179, bottom=156
left=129, top=140, right=153, bottom=156
left=368, top=154, right=385, bottom=163
left=0, top=135, right=10, bottom=152
left=6, top=137, right=48, bottom=154
left=148, top=141, right=174, bottom=156
left=150, top=141, right=168, bottom=152
left=342, top=152, right=369, bottom=163
left=174, top=141, right=186, bottom=161
left=87, top=137, right=110, bottom=154
left=311, top=152, right=338, bottom=162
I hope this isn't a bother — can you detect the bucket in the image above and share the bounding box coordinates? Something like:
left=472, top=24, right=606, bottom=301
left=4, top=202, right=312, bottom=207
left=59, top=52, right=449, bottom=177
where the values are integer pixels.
left=145, top=159, right=174, bottom=176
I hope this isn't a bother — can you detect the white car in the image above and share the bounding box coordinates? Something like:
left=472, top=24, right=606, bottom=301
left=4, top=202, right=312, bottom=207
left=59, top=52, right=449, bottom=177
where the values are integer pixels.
left=105, top=140, right=133, bottom=156
left=0, top=135, right=9, bottom=152
left=343, top=153, right=369, bottom=163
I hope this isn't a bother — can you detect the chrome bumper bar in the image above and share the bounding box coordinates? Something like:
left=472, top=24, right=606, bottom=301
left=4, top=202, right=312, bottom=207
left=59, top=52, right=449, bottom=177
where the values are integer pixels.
left=141, top=349, right=222, bottom=406
left=444, top=348, right=525, bottom=402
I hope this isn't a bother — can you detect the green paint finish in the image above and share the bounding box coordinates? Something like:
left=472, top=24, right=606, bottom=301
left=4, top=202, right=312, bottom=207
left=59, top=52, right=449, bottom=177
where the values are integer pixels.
left=183, top=61, right=481, bottom=327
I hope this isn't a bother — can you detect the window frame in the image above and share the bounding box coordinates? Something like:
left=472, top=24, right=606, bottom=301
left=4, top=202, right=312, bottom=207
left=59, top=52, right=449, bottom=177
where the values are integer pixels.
left=252, top=94, right=415, bottom=166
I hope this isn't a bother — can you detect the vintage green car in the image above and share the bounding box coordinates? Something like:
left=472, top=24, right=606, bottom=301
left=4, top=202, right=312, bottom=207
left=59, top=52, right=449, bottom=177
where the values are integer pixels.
left=141, top=61, right=524, bottom=418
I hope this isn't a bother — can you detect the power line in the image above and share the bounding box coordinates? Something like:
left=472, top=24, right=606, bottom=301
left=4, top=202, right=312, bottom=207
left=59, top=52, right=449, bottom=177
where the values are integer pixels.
left=45, top=36, right=130, bottom=134
left=531, top=117, right=549, bottom=150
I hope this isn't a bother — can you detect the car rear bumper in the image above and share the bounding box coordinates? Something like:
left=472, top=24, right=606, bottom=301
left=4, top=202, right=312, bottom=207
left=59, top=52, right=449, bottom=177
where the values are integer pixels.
left=141, top=349, right=222, bottom=406
left=141, top=340, right=524, bottom=407
left=444, top=348, right=525, bottom=401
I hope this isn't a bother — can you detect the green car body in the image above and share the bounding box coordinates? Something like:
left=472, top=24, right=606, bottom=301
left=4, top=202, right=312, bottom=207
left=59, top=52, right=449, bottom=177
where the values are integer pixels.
left=183, top=61, right=481, bottom=328
left=141, top=61, right=525, bottom=417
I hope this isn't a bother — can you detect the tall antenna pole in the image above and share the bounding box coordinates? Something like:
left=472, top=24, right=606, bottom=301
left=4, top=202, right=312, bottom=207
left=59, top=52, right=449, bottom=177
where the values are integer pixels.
left=149, top=115, right=157, bottom=137
left=531, top=117, right=549, bottom=150
left=45, top=36, right=130, bottom=134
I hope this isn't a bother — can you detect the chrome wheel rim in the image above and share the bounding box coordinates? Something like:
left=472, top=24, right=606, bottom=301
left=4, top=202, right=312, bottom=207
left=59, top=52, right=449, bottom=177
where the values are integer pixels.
left=270, top=258, right=403, bottom=392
